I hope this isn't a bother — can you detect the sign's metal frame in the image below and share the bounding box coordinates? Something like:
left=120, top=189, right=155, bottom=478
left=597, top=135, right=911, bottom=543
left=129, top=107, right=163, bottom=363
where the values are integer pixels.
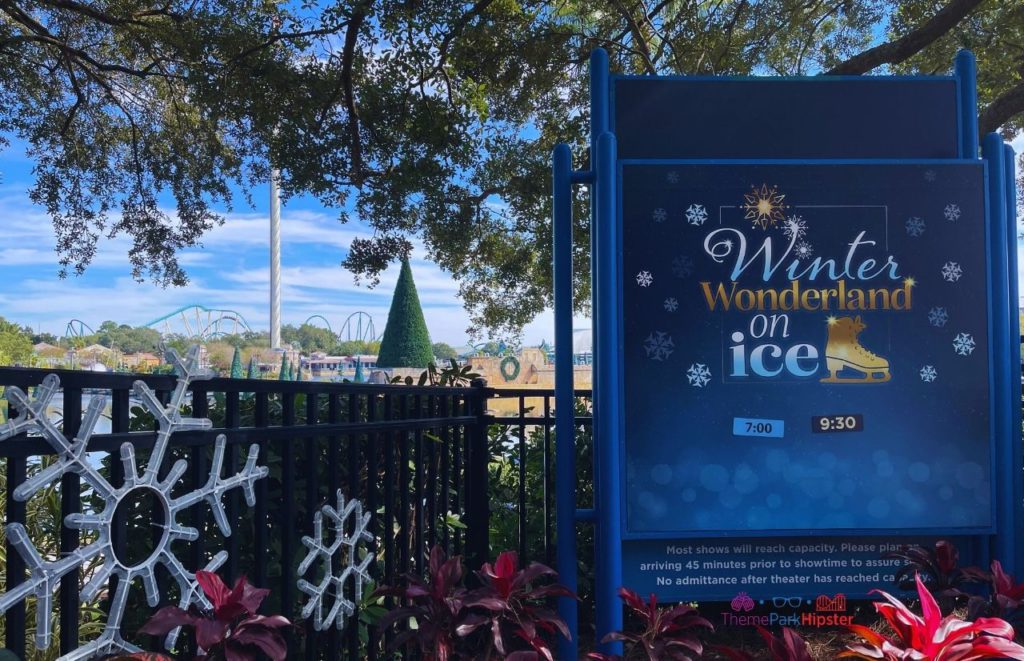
left=552, top=49, right=1021, bottom=658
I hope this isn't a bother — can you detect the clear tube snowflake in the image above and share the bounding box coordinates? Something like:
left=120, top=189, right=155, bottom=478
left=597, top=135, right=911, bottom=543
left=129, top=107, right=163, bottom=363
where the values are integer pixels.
left=905, top=217, right=926, bottom=237
left=928, top=307, right=949, bottom=327
left=643, top=332, right=674, bottom=361
left=297, top=490, right=374, bottom=632
left=919, top=366, right=938, bottom=382
left=0, top=346, right=268, bottom=659
left=652, top=208, right=667, bottom=223
left=663, top=297, right=679, bottom=312
left=941, top=261, right=963, bottom=282
left=793, top=241, right=814, bottom=260
left=685, top=204, right=708, bottom=226
left=953, top=332, right=976, bottom=356
left=781, top=215, right=807, bottom=240
left=944, top=203, right=961, bottom=222
left=636, top=270, right=654, bottom=287
left=686, top=363, right=712, bottom=388
left=671, top=256, right=694, bottom=279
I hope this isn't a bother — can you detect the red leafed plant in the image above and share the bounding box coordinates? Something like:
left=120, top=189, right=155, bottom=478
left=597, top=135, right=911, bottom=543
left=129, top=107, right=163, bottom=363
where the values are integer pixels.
left=587, top=587, right=712, bottom=661
left=374, top=545, right=471, bottom=660
left=884, top=541, right=988, bottom=603
left=713, top=626, right=812, bottom=661
left=460, top=550, right=576, bottom=660
left=138, top=571, right=290, bottom=660
left=968, top=559, right=1024, bottom=624
left=840, top=573, right=1024, bottom=660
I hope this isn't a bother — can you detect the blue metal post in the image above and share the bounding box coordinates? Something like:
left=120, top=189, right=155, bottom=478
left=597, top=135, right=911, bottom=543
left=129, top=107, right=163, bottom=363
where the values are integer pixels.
left=984, top=133, right=1012, bottom=571
left=552, top=142, right=579, bottom=660
left=955, top=50, right=978, bottom=159
left=590, top=47, right=609, bottom=534
left=1004, top=143, right=1022, bottom=572
left=594, top=130, right=623, bottom=655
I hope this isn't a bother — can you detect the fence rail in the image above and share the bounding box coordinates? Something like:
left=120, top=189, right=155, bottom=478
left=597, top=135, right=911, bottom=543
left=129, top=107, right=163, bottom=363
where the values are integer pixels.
left=0, top=367, right=514, bottom=659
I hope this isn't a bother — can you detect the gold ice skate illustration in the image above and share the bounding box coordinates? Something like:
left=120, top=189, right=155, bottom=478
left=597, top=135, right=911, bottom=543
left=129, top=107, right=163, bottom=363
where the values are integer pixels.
left=820, top=315, right=891, bottom=383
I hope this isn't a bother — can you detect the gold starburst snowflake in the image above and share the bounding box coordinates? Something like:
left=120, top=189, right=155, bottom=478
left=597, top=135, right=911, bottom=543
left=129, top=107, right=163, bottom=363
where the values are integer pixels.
left=743, top=183, right=788, bottom=230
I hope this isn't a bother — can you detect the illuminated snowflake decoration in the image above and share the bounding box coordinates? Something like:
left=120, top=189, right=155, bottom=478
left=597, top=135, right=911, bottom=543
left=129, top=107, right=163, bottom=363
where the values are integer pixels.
left=636, top=270, right=654, bottom=287
left=666, top=171, right=680, bottom=184
left=944, top=204, right=961, bottom=222
left=652, top=208, right=667, bottom=223
left=686, top=363, right=712, bottom=388
left=905, top=217, right=926, bottom=237
left=782, top=215, right=807, bottom=240
left=298, top=490, right=374, bottom=632
left=663, top=297, right=679, bottom=312
left=919, top=365, right=938, bottom=383
left=685, top=204, right=708, bottom=226
left=941, top=261, right=963, bottom=283
left=928, top=307, right=949, bottom=328
left=643, top=332, right=674, bottom=361
left=671, top=255, right=694, bottom=279
left=742, top=183, right=787, bottom=230
left=0, top=346, right=268, bottom=659
left=794, top=241, right=814, bottom=260
left=953, top=332, right=976, bottom=356
left=924, top=169, right=937, bottom=182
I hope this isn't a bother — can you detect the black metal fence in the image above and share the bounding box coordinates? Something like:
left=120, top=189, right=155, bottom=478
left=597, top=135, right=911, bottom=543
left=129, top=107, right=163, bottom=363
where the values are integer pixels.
left=0, top=368, right=590, bottom=659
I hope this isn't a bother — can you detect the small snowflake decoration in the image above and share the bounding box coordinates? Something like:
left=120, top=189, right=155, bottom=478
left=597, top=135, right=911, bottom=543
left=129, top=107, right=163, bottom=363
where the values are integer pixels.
left=663, top=297, right=679, bottom=312
left=927, top=307, right=949, bottom=328
left=298, top=490, right=374, bottom=632
left=652, top=208, right=667, bottom=223
left=666, top=171, right=680, bottom=184
left=671, top=255, right=694, bottom=279
left=941, top=261, right=963, bottom=282
left=920, top=366, right=938, bottom=383
left=944, top=204, right=961, bottom=222
left=905, top=217, right=926, bottom=237
left=643, top=332, right=674, bottom=361
left=686, top=363, right=712, bottom=388
left=953, top=332, right=976, bottom=356
left=782, top=215, right=807, bottom=240
left=636, top=270, right=653, bottom=287
left=794, top=241, right=814, bottom=260
left=925, top=169, right=937, bottom=182
left=0, top=346, right=268, bottom=659
left=685, top=204, right=708, bottom=226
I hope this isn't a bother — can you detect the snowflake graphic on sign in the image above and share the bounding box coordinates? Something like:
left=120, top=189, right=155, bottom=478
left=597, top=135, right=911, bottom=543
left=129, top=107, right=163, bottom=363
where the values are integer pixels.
left=919, top=366, right=938, bottom=382
left=953, top=332, right=976, bottom=356
left=781, top=215, right=807, bottom=240
left=636, top=270, right=653, bottom=287
left=643, top=332, right=674, bottom=361
left=905, top=217, right=926, bottom=237
left=924, top=169, right=937, bottom=182
left=671, top=256, right=694, bottom=279
left=686, top=363, right=712, bottom=388
left=794, top=241, right=814, bottom=260
left=652, top=208, right=667, bottom=223
left=666, top=171, right=679, bottom=184
left=663, top=297, right=679, bottom=312
left=0, top=346, right=268, bottom=659
left=941, top=262, right=963, bottom=282
left=685, top=204, right=708, bottom=226
left=927, top=307, right=949, bottom=327
left=944, top=203, right=961, bottom=222
left=298, top=490, right=374, bottom=632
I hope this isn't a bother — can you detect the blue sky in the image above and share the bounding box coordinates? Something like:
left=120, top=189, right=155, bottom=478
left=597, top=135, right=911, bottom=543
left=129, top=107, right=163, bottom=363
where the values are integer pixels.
left=0, top=133, right=1020, bottom=346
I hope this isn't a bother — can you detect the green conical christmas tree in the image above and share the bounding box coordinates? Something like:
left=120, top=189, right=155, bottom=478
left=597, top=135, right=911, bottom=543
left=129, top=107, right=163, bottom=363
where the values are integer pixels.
left=230, top=347, right=244, bottom=379
left=353, top=357, right=364, bottom=383
left=376, top=258, right=433, bottom=368
left=296, top=364, right=303, bottom=381
left=247, top=356, right=259, bottom=379
left=279, top=355, right=289, bottom=381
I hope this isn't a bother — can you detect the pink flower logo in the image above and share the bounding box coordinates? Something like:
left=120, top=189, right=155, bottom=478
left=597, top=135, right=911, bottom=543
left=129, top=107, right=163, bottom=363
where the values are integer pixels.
left=731, top=591, right=755, bottom=612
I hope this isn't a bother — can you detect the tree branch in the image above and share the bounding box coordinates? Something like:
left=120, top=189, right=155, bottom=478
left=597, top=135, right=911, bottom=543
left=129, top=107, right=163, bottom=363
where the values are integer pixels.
left=979, top=81, right=1024, bottom=135
left=825, top=0, right=984, bottom=75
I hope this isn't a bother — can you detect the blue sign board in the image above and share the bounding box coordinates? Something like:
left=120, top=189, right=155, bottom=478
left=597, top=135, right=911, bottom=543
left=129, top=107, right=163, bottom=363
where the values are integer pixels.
left=550, top=49, right=1021, bottom=657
